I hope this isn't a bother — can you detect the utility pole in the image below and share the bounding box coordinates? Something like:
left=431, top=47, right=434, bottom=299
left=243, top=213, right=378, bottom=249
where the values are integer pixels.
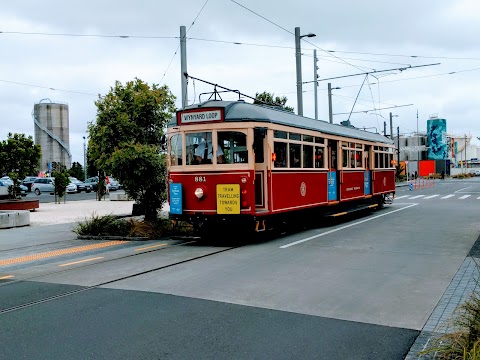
left=384, top=121, right=387, bottom=137
left=464, top=134, right=467, bottom=173
left=328, top=83, right=333, bottom=123
left=295, top=27, right=303, bottom=116
left=397, top=126, right=400, bottom=168
left=314, top=50, right=318, bottom=120
left=295, top=27, right=316, bottom=116
left=83, top=136, right=87, bottom=181
left=416, top=110, right=419, bottom=161
left=389, top=112, right=394, bottom=139
left=180, top=25, right=188, bottom=108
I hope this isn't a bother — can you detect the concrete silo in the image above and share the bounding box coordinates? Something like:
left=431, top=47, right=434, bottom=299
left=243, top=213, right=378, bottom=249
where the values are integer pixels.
left=33, top=99, right=72, bottom=173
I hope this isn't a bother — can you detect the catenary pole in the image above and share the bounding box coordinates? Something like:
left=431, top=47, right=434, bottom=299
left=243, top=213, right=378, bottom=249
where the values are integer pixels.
left=180, top=26, right=188, bottom=108
left=314, top=50, right=318, bottom=120
left=328, top=83, right=333, bottom=123
left=295, top=27, right=303, bottom=116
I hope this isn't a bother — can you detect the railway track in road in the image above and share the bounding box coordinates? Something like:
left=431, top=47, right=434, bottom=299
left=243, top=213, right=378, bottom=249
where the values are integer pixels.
left=0, top=239, right=240, bottom=315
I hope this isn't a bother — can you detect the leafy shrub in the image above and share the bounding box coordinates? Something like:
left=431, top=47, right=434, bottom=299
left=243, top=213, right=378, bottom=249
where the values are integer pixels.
left=421, top=268, right=480, bottom=359
left=74, top=214, right=192, bottom=239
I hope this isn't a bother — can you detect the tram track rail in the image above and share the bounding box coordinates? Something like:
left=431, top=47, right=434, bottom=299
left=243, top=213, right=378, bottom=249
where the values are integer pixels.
left=0, top=240, right=240, bottom=315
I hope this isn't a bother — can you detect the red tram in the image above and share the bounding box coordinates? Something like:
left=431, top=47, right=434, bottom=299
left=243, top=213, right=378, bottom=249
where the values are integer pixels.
left=167, top=100, right=395, bottom=234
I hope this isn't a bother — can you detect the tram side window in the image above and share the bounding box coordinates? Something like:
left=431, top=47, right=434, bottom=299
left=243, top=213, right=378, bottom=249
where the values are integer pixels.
left=290, top=143, right=301, bottom=168
left=303, top=144, right=313, bottom=168
left=315, top=147, right=324, bottom=168
left=342, top=149, right=349, bottom=167
left=218, top=131, right=248, bottom=164
left=170, top=134, right=183, bottom=166
left=274, top=142, right=287, bottom=167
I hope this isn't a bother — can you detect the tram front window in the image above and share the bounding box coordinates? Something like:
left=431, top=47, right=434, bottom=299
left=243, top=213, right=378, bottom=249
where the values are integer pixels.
left=170, top=134, right=183, bottom=166
left=218, top=131, right=248, bottom=164
left=186, top=132, right=216, bottom=165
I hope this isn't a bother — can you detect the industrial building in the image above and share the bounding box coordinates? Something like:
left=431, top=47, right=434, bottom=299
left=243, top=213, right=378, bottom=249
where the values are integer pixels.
left=33, top=99, right=72, bottom=173
left=395, top=114, right=480, bottom=176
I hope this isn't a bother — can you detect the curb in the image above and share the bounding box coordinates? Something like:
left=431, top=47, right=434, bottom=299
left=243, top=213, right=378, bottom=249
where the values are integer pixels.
left=77, top=235, right=149, bottom=241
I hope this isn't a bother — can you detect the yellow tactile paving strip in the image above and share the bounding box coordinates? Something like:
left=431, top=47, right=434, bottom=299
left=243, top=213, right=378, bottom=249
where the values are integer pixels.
left=0, top=241, right=127, bottom=267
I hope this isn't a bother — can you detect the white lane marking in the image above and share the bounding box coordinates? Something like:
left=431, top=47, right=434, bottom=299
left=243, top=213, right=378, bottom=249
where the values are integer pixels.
left=455, top=186, right=472, bottom=193
left=424, top=195, right=439, bottom=199
left=394, top=195, right=409, bottom=199
left=459, top=195, right=471, bottom=199
left=477, top=196, right=480, bottom=200
left=441, top=195, right=455, bottom=199
left=280, top=203, right=418, bottom=249
left=409, top=195, right=425, bottom=199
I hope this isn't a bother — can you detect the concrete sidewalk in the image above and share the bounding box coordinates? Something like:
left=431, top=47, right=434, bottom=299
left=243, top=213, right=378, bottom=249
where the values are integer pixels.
left=29, top=199, right=136, bottom=226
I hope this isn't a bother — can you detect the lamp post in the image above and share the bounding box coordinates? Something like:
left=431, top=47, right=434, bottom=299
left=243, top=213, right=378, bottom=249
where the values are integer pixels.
left=328, top=83, right=341, bottom=123
left=295, top=27, right=316, bottom=116
left=83, top=136, right=87, bottom=181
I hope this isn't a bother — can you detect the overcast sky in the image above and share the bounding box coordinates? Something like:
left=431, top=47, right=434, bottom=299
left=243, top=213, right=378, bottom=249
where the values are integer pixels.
left=2, top=0, right=479, bottom=164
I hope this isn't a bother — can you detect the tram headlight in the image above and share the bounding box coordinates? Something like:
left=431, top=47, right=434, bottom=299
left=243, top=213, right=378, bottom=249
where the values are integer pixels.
left=194, top=187, right=204, bottom=199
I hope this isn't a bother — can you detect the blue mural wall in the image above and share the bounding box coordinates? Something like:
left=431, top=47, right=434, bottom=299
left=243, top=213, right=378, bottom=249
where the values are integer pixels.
left=427, top=119, right=447, bottom=160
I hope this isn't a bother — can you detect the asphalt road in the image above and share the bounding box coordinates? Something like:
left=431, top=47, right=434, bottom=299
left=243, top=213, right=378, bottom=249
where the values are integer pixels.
left=23, top=189, right=119, bottom=203
left=1, top=178, right=480, bottom=359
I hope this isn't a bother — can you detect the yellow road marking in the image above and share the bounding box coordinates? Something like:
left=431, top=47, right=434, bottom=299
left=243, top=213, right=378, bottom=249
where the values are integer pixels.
left=135, top=243, right=167, bottom=252
left=59, top=257, right=104, bottom=267
left=332, top=212, right=347, bottom=217
left=0, top=241, right=127, bottom=267
left=0, top=275, right=14, bottom=280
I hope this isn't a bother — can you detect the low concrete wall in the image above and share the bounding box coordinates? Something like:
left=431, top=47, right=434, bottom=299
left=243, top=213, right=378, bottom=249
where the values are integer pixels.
left=0, top=210, right=30, bottom=229
left=109, top=193, right=131, bottom=201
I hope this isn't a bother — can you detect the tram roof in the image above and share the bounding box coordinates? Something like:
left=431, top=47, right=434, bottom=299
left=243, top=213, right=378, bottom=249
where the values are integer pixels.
left=173, top=100, right=394, bottom=145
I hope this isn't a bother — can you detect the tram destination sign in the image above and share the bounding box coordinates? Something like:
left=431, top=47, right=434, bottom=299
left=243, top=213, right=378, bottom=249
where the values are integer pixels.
left=179, top=109, right=223, bottom=124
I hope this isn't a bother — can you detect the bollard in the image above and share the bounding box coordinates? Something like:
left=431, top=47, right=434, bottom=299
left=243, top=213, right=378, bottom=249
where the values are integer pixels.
left=409, top=182, right=413, bottom=191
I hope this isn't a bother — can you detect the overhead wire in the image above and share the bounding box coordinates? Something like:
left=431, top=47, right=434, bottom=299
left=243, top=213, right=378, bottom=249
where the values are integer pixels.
left=159, top=0, right=210, bottom=85
left=228, top=0, right=365, bottom=72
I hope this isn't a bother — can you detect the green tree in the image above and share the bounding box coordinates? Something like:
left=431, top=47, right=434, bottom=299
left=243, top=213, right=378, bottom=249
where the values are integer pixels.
left=110, top=144, right=167, bottom=219
left=88, top=78, right=176, bottom=220
left=254, top=91, right=294, bottom=112
left=0, top=133, right=41, bottom=198
left=69, top=162, right=84, bottom=180
left=53, top=171, right=70, bottom=202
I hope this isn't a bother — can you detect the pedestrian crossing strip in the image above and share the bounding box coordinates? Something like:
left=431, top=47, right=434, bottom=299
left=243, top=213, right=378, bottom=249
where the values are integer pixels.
left=395, top=194, right=477, bottom=200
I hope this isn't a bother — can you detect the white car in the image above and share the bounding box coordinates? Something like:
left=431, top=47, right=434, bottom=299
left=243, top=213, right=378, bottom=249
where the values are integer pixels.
left=31, top=178, right=77, bottom=195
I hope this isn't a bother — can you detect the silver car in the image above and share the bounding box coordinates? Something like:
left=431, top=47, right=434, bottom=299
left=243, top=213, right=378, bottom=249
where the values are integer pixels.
left=31, top=178, right=54, bottom=195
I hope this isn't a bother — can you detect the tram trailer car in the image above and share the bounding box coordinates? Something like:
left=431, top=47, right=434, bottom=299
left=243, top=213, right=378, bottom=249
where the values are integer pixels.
left=167, top=100, right=395, bottom=234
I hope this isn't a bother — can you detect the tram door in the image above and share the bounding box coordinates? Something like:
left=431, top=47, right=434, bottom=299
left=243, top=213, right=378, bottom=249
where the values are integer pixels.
left=327, top=140, right=339, bottom=201
left=253, top=128, right=268, bottom=211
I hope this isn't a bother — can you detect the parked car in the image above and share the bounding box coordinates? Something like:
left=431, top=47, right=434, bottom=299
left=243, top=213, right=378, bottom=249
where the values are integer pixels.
left=468, top=169, right=480, bottom=176
left=0, top=180, right=10, bottom=199
left=32, top=178, right=77, bottom=195
left=19, top=184, right=27, bottom=196
left=66, top=182, right=78, bottom=194
left=84, top=177, right=99, bottom=191
left=108, top=177, right=119, bottom=191
left=31, top=178, right=54, bottom=195
left=69, top=177, right=92, bottom=193
left=0, top=178, right=27, bottom=197
left=22, top=176, right=38, bottom=192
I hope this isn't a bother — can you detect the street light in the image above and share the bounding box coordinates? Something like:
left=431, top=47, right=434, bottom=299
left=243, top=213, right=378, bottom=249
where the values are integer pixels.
left=83, top=136, right=87, bottom=181
left=328, top=83, right=341, bottom=123
left=295, top=27, right=316, bottom=116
